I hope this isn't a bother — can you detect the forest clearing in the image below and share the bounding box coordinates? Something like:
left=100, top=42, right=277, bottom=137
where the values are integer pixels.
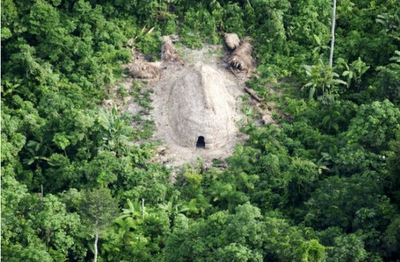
left=117, top=38, right=259, bottom=167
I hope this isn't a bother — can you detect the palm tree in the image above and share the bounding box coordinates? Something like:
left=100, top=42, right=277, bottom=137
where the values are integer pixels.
left=302, top=59, right=346, bottom=99
left=98, top=107, right=133, bottom=154
left=159, top=196, right=190, bottom=226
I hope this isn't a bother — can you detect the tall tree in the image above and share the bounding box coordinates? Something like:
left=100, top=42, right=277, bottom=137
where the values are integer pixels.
left=329, top=0, right=337, bottom=67
left=80, top=188, right=118, bottom=262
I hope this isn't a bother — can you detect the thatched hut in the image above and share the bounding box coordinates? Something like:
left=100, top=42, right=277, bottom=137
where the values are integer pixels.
left=228, top=37, right=253, bottom=72
left=224, top=33, right=240, bottom=50
left=166, top=63, right=237, bottom=149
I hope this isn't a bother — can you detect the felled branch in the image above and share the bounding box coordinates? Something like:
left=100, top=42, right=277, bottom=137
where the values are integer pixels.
left=244, top=87, right=262, bottom=102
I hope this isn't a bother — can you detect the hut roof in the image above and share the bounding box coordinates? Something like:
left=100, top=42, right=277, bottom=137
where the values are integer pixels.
left=229, top=37, right=253, bottom=72
left=166, top=63, right=237, bottom=149
left=224, top=33, right=241, bottom=50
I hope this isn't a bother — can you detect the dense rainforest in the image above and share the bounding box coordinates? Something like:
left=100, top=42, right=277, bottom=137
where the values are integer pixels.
left=2, top=0, right=400, bottom=261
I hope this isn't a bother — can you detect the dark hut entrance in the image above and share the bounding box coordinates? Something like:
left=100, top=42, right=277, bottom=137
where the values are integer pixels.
left=196, top=136, right=205, bottom=148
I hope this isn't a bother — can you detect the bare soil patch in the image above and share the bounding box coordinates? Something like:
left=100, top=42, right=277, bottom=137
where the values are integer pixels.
left=149, top=45, right=249, bottom=166
left=111, top=43, right=272, bottom=167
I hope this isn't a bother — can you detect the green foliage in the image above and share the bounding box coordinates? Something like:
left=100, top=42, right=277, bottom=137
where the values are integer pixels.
left=164, top=203, right=325, bottom=262
left=2, top=1, right=400, bottom=261
left=1, top=0, right=18, bottom=40
left=340, top=57, right=370, bottom=89
left=302, top=59, right=347, bottom=98
left=1, top=113, right=26, bottom=166
left=304, top=175, right=395, bottom=233
left=384, top=216, right=400, bottom=259
left=181, top=5, right=218, bottom=47
left=28, top=0, right=60, bottom=36
left=135, top=29, right=163, bottom=56
left=101, top=198, right=170, bottom=261
left=390, top=50, right=400, bottom=63
left=97, top=107, right=133, bottom=154
left=184, top=167, right=203, bottom=188
left=387, top=139, right=400, bottom=202
left=327, top=233, right=368, bottom=262
left=294, top=239, right=326, bottom=262
left=2, top=176, right=86, bottom=261
left=245, top=0, right=290, bottom=56
left=375, top=6, right=400, bottom=41
left=376, top=63, right=400, bottom=105
left=345, top=99, right=400, bottom=151
left=30, top=194, right=85, bottom=260
left=80, top=188, right=119, bottom=232
left=221, top=2, right=245, bottom=36
left=285, top=157, right=319, bottom=206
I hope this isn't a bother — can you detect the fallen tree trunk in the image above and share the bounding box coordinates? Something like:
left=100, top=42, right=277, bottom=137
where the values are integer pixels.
left=244, top=87, right=262, bottom=102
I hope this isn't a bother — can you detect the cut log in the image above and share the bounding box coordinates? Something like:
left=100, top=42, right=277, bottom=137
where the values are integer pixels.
left=244, top=87, right=262, bottom=102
